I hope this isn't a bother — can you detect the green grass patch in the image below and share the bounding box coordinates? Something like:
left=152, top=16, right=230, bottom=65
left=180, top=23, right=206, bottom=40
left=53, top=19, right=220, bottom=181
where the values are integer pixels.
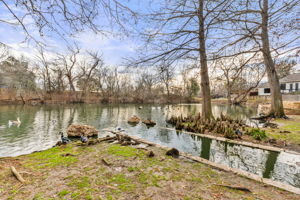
left=265, top=119, right=300, bottom=145
left=24, top=145, right=78, bottom=169
left=57, top=189, right=70, bottom=198
left=246, top=128, right=267, bottom=140
left=107, top=144, right=143, bottom=158
left=68, top=176, right=90, bottom=189
left=109, top=174, right=136, bottom=192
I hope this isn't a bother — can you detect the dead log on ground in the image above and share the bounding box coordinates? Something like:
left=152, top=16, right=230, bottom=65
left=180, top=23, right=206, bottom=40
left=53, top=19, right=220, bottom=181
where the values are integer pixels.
left=11, top=166, right=25, bottom=183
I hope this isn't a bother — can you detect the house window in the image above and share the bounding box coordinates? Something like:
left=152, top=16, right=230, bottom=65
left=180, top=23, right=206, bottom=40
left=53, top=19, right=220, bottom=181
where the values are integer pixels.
left=290, top=83, right=293, bottom=91
left=280, top=84, right=286, bottom=90
left=296, top=83, right=299, bottom=91
left=264, top=88, right=271, bottom=93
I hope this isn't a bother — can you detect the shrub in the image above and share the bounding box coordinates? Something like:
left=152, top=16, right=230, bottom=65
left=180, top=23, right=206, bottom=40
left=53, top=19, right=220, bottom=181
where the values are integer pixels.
left=247, top=128, right=267, bottom=140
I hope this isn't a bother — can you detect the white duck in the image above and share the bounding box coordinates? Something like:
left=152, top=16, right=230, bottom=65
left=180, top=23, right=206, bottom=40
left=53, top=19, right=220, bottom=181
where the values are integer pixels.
left=8, top=117, right=21, bottom=127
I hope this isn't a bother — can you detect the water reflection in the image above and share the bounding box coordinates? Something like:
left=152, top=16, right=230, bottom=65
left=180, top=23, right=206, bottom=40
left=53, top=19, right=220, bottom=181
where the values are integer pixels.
left=0, top=103, right=299, bottom=188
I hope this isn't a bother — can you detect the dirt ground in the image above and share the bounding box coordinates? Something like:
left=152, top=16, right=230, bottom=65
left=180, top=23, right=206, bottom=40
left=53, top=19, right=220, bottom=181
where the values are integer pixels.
left=0, top=142, right=299, bottom=200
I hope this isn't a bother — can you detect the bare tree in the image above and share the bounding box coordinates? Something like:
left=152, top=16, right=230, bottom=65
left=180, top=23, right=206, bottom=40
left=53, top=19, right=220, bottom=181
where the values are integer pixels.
left=57, top=46, right=81, bottom=92
left=275, top=59, right=297, bottom=79
left=156, top=62, right=175, bottom=99
left=217, top=0, right=300, bottom=117
left=131, top=0, right=233, bottom=119
left=36, top=47, right=53, bottom=92
left=215, top=55, right=259, bottom=104
left=136, top=69, right=157, bottom=100
left=78, top=52, right=104, bottom=93
left=0, top=0, right=137, bottom=45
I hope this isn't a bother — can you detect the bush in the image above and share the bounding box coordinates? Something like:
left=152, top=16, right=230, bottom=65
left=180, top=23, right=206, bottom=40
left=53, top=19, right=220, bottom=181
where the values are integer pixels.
left=246, top=128, right=267, bottom=140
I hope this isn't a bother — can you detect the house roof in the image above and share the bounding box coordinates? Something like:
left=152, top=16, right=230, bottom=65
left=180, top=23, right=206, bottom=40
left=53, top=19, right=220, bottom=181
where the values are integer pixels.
left=280, top=73, right=300, bottom=83
left=258, top=73, right=300, bottom=88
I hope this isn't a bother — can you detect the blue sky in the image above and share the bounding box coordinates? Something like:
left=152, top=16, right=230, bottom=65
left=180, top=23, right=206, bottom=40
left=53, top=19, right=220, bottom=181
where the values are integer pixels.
left=0, top=0, right=145, bottom=65
left=0, top=0, right=299, bottom=68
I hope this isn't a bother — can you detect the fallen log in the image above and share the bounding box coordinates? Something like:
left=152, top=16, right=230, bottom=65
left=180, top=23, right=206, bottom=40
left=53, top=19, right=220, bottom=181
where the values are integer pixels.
left=101, top=158, right=112, bottom=166
left=216, top=184, right=251, bottom=193
left=11, top=166, right=25, bottom=183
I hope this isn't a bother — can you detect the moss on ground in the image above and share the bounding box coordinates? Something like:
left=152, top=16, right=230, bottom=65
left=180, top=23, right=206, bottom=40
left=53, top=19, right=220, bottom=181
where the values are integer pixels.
left=264, top=118, right=300, bottom=145
left=0, top=142, right=298, bottom=200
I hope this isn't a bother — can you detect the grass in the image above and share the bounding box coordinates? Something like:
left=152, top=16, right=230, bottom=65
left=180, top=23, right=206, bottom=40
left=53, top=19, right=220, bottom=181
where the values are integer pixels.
left=24, top=145, right=78, bottom=169
left=264, top=118, right=300, bottom=145
left=0, top=142, right=299, bottom=200
left=107, top=144, right=143, bottom=158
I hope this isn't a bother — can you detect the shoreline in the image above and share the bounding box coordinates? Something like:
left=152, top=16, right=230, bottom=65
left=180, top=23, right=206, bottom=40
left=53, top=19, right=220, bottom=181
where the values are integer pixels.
left=0, top=136, right=299, bottom=199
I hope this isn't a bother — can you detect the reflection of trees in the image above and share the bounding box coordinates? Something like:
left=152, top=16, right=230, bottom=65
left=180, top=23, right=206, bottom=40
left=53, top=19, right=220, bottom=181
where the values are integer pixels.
left=158, top=128, right=172, bottom=143
left=200, top=137, right=211, bottom=160
left=263, top=152, right=279, bottom=178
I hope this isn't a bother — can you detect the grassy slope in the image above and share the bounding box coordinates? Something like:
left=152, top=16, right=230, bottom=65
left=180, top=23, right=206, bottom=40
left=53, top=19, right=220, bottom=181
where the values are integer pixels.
left=0, top=142, right=298, bottom=200
left=264, top=116, right=300, bottom=146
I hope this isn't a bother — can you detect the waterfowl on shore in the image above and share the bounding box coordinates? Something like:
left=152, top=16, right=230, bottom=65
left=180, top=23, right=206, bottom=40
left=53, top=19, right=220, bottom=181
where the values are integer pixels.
left=117, top=127, right=125, bottom=132
left=80, top=133, right=88, bottom=143
left=8, top=117, right=21, bottom=127
left=60, top=132, right=70, bottom=144
left=235, top=129, right=243, bottom=138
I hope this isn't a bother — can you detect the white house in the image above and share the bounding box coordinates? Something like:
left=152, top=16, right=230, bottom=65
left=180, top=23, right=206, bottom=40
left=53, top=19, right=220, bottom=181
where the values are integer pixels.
left=258, top=73, right=300, bottom=96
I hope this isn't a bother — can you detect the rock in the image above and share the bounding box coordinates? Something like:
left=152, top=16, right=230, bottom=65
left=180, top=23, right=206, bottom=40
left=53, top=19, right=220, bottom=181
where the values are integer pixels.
left=54, top=141, right=63, bottom=146
left=268, top=138, right=277, bottom=144
left=166, top=148, right=179, bottom=158
left=263, top=122, right=278, bottom=129
left=67, top=124, right=98, bottom=137
left=279, top=130, right=291, bottom=133
left=128, top=115, right=140, bottom=124
left=147, top=151, right=155, bottom=158
left=142, top=119, right=156, bottom=126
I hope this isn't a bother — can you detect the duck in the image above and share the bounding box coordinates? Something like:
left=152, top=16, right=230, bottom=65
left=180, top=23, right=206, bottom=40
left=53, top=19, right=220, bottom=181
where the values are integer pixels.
left=138, top=106, right=143, bottom=109
left=8, top=117, right=21, bottom=126
left=0, top=125, right=6, bottom=129
left=235, top=129, right=243, bottom=138
left=80, top=133, right=88, bottom=143
left=60, top=132, right=70, bottom=144
left=117, top=127, right=125, bottom=132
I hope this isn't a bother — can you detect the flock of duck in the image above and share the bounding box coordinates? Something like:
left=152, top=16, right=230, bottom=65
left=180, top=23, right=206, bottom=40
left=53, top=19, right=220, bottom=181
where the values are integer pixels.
left=0, top=117, right=21, bottom=129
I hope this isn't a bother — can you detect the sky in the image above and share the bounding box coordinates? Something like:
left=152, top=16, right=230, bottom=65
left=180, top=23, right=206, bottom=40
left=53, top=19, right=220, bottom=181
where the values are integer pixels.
left=0, top=0, right=299, bottom=70
left=0, top=0, right=145, bottom=66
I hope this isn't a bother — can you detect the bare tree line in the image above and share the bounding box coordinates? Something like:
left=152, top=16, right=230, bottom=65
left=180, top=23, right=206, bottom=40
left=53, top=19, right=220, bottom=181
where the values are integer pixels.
left=0, top=0, right=299, bottom=119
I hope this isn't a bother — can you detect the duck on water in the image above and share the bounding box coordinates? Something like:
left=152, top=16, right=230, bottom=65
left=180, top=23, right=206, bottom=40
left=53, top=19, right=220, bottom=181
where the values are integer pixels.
left=8, top=117, right=21, bottom=127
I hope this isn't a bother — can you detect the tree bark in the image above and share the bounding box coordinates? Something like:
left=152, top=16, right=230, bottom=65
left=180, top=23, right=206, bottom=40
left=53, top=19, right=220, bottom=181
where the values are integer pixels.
left=227, top=84, right=232, bottom=105
left=261, top=0, right=285, bottom=117
left=198, top=0, right=213, bottom=119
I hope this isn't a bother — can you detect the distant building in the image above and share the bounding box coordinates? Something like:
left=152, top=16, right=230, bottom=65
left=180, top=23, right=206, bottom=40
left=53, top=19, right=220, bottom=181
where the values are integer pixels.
left=258, top=73, right=300, bottom=96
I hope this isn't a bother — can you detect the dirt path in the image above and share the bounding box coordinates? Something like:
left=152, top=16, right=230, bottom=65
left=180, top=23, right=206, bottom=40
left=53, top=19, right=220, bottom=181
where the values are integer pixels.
left=0, top=142, right=299, bottom=200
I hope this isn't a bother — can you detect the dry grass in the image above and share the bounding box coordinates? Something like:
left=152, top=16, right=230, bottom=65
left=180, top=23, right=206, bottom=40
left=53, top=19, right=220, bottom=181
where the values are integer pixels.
left=0, top=142, right=298, bottom=200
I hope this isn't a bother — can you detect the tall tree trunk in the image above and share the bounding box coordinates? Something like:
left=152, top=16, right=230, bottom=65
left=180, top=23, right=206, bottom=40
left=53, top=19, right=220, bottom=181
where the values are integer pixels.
left=67, top=75, right=76, bottom=92
left=261, top=0, right=285, bottom=117
left=198, top=0, right=213, bottom=119
left=227, top=84, right=232, bottom=105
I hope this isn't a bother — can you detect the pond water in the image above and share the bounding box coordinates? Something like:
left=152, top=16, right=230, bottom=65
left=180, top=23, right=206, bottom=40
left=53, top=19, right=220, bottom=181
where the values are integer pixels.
left=0, top=103, right=299, bottom=189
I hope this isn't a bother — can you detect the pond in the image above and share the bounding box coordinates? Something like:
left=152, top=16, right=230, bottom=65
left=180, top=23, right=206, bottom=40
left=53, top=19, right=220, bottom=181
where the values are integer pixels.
left=0, top=103, right=299, bottom=189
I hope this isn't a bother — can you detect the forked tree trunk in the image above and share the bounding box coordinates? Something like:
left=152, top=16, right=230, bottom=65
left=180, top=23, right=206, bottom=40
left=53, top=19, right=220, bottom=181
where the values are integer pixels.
left=198, top=0, right=213, bottom=120
left=261, top=0, right=285, bottom=117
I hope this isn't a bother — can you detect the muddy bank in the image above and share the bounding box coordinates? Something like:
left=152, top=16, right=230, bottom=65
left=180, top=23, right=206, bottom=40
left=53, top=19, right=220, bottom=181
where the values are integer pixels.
left=0, top=140, right=298, bottom=199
